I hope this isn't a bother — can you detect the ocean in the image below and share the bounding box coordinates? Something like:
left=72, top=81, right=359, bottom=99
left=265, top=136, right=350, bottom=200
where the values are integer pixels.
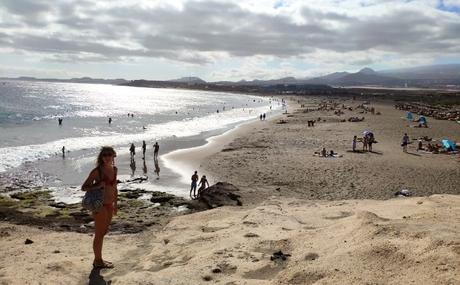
left=0, top=80, right=279, bottom=201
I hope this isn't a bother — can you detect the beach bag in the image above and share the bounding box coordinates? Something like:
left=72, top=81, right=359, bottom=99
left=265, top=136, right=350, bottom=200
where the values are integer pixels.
left=82, top=168, right=104, bottom=212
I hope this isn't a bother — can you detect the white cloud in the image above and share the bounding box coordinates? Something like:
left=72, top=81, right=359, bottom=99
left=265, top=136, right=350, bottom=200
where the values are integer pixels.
left=0, top=0, right=459, bottom=80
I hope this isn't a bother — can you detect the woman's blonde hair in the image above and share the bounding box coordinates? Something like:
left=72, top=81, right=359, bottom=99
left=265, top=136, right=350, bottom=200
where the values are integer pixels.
left=96, top=146, right=116, bottom=168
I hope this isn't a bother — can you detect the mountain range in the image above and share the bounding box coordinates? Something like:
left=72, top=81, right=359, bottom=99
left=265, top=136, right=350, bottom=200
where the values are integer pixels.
left=2, top=64, right=460, bottom=88
left=304, top=64, right=460, bottom=87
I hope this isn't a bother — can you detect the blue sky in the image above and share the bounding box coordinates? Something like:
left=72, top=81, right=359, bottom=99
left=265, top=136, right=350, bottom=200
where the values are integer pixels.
left=0, top=0, right=459, bottom=81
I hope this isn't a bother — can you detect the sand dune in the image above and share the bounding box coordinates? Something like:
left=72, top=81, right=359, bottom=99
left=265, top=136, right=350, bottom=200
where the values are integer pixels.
left=1, top=194, right=459, bottom=284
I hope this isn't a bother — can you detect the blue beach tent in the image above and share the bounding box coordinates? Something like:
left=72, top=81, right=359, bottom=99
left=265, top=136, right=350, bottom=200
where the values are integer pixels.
left=441, top=139, right=456, bottom=151
left=419, top=116, right=427, bottom=123
left=406, top=112, right=413, bottom=120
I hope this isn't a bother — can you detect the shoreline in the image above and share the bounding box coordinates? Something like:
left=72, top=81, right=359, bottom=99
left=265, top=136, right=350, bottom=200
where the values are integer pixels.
left=162, top=111, right=284, bottom=186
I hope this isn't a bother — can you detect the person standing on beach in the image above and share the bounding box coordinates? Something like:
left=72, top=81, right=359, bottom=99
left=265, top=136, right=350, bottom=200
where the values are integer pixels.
left=263, top=113, right=266, bottom=120
left=108, top=117, right=112, bottom=125
left=352, top=136, right=357, bottom=152
left=153, top=142, right=159, bottom=159
left=368, top=133, right=374, bottom=152
left=363, top=135, right=369, bottom=152
left=129, top=143, right=135, bottom=160
left=402, top=133, right=410, bottom=153
left=190, top=171, right=199, bottom=199
left=62, top=146, right=65, bottom=158
left=142, top=140, right=147, bottom=160
left=81, top=146, right=118, bottom=269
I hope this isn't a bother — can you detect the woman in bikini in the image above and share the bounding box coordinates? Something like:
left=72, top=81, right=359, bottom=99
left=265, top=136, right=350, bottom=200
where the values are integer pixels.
left=82, top=146, right=118, bottom=269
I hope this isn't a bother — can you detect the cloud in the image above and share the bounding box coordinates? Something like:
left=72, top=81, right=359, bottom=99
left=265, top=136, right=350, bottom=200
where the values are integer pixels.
left=0, top=0, right=459, bottom=78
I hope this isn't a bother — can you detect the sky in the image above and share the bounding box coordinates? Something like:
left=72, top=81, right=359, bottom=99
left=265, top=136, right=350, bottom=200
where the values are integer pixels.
left=0, top=0, right=459, bottom=81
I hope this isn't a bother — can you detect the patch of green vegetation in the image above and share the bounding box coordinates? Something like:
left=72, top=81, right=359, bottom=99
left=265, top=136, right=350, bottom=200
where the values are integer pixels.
left=36, top=206, right=58, bottom=218
left=10, top=191, right=53, bottom=208
left=0, top=195, right=16, bottom=207
left=129, top=199, right=146, bottom=207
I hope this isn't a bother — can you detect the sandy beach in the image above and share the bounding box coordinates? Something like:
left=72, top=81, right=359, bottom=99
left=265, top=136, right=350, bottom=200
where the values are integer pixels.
left=202, top=98, right=460, bottom=203
left=1, top=96, right=460, bottom=284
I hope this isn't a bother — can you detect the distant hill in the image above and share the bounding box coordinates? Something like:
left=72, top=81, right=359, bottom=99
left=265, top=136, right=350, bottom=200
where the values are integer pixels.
left=214, top=76, right=312, bottom=86
left=0, top=76, right=128, bottom=85
left=380, top=64, right=460, bottom=80
left=168, top=77, right=206, bottom=84
left=305, top=65, right=460, bottom=87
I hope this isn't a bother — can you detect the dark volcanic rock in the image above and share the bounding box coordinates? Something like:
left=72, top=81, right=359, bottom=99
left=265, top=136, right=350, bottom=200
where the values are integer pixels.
left=120, top=189, right=147, bottom=199
left=150, top=192, right=176, bottom=203
left=24, top=238, right=34, bottom=244
left=49, top=202, right=67, bottom=209
left=194, top=182, right=242, bottom=209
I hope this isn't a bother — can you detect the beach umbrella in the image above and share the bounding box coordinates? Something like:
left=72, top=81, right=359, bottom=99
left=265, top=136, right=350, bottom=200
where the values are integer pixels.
left=363, top=130, right=373, bottom=136
left=441, top=139, right=456, bottom=151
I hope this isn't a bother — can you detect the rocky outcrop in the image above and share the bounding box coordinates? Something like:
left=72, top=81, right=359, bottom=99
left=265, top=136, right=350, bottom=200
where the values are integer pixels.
left=192, top=182, right=242, bottom=209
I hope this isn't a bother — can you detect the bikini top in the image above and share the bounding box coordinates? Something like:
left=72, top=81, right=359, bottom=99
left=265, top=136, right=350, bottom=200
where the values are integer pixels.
left=100, top=167, right=117, bottom=186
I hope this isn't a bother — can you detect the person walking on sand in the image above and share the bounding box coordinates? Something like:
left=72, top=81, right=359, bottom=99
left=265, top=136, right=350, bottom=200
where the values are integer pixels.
left=402, top=133, right=410, bottom=153
left=197, top=175, right=210, bottom=197
left=81, top=146, right=118, bottom=269
left=190, top=171, right=199, bottom=199
left=142, top=140, right=146, bottom=160
left=352, top=136, right=357, bottom=152
left=129, top=143, right=135, bottom=160
left=153, top=142, right=159, bottom=159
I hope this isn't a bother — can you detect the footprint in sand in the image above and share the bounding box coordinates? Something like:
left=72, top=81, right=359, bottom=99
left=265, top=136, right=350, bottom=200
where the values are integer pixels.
left=305, top=253, right=319, bottom=261
left=288, top=271, right=325, bottom=285
left=254, top=239, right=292, bottom=255
left=242, top=221, right=258, bottom=227
left=324, top=211, right=354, bottom=220
left=243, top=264, right=285, bottom=280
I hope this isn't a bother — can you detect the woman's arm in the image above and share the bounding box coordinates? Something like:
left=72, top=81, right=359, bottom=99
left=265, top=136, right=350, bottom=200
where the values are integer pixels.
left=81, top=169, right=98, bottom=191
left=114, top=167, right=118, bottom=215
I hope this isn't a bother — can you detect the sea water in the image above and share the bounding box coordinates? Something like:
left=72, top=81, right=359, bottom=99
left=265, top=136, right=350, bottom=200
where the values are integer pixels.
left=0, top=80, right=279, bottom=200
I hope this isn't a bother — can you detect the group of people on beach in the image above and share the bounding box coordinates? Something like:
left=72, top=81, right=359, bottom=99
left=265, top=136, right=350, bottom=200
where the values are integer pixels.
left=129, top=141, right=159, bottom=160
left=128, top=141, right=160, bottom=177
left=352, top=132, right=376, bottom=152
left=190, top=170, right=209, bottom=199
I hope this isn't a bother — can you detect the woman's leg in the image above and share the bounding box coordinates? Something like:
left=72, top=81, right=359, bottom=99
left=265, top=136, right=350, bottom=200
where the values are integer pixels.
left=93, top=208, right=108, bottom=262
left=105, top=206, right=113, bottom=235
